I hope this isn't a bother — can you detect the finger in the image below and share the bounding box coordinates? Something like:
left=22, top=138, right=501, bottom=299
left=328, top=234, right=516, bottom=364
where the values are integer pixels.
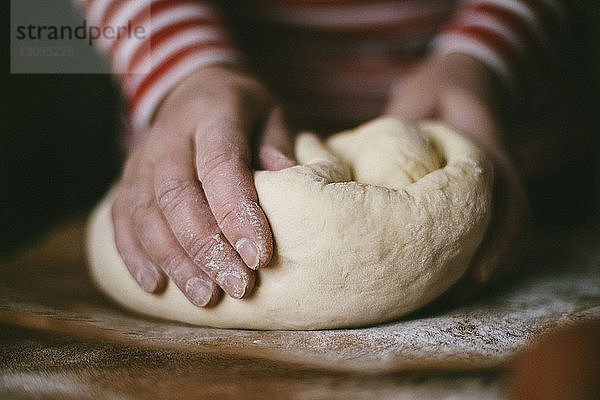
left=435, top=96, right=523, bottom=301
left=112, top=185, right=167, bottom=294
left=258, top=107, right=296, bottom=171
left=195, top=115, right=274, bottom=270
left=154, top=145, right=255, bottom=298
left=445, top=154, right=528, bottom=307
left=439, top=88, right=526, bottom=283
left=126, top=161, right=222, bottom=307
left=470, top=154, right=529, bottom=283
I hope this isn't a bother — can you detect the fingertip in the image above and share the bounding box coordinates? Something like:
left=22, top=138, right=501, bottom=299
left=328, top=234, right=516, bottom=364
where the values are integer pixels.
left=136, top=267, right=163, bottom=293
left=223, top=201, right=274, bottom=270
left=241, top=269, right=256, bottom=299
left=255, top=238, right=274, bottom=270
left=258, top=145, right=296, bottom=171
left=185, top=277, right=221, bottom=307
left=235, top=238, right=261, bottom=270
left=219, top=268, right=256, bottom=299
left=257, top=242, right=273, bottom=270
left=235, top=236, right=275, bottom=270
left=154, top=271, right=168, bottom=293
left=112, top=196, right=168, bottom=295
left=204, top=285, right=222, bottom=307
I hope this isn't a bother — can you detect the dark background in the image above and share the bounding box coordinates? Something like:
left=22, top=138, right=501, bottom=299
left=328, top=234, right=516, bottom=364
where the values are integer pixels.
left=3, top=0, right=121, bottom=253
left=2, top=1, right=600, bottom=256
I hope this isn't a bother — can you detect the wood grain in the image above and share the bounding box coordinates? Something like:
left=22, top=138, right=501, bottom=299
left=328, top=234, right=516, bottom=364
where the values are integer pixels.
left=1, top=216, right=599, bottom=374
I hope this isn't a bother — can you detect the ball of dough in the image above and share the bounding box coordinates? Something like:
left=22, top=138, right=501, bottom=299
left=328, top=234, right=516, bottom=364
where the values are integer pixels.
left=86, top=118, right=493, bottom=330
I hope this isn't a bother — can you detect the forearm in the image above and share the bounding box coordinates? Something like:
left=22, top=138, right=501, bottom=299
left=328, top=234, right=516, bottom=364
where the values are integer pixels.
left=73, top=0, right=238, bottom=141
left=433, top=0, right=576, bottom=98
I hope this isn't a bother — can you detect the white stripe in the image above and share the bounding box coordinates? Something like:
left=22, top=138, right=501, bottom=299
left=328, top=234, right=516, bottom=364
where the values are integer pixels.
left=87, top=0, right=112, bottom=27
left=123, top=27, right=223, bottom=85
left=112, top=4, right=214, bottom=74
left=459, top=11, right=527, bottom=56
left=131, top=49, right=237, bottom=133
left=467, top=0, right=546, bottom=46
left=263, top=0, right=452, bottom=28
left=433, top=33, right=515, bottom=92
left=147, top=3, right=212, bottom=32
left=96, top=0, right=151, bottom=51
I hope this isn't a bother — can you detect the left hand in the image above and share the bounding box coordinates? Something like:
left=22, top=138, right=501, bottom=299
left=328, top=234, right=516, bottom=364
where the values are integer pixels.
left=385, top=53, right=528, bottom=299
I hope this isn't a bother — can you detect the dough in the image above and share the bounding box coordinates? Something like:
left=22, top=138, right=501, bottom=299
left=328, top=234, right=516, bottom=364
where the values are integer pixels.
left=86, top=118, right=493, bottom=330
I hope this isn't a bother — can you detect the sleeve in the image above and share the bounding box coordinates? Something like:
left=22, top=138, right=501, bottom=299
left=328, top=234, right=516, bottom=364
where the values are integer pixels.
left=74, top=0, right=238, bottom=138
left=432, top=0, right=578, bottom=96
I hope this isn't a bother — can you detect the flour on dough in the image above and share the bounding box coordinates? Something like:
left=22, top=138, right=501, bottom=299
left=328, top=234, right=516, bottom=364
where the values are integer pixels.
left=86, top=117, right=493, bottom=330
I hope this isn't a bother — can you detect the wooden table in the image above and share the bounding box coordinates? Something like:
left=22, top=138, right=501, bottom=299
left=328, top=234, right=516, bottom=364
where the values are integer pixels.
left=1, top=215, right=599, bottom=399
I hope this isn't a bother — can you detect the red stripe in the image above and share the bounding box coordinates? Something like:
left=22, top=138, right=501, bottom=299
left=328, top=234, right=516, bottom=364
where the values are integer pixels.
left=100, top=0, right=126, bottom=29
left=126, top=17, right=217, bottom=74
left=259, top=0, right=403, bottom=6
left=129, top=42, right=228, bottom=111
left=83, top=0, right=94, bottom=13
left=469, top=3, right=541, bottom=58
left=448, top=24, right=526, bottom=88
left=107, top=0, right=204, bottom=58
left=82, top=0, right=91, bottom=12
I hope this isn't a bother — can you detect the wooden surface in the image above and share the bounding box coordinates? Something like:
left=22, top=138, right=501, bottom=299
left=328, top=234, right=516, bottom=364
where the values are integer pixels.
left=0, top=325, right=505, bottom=400
left=1, top=216, right=599, bottom=398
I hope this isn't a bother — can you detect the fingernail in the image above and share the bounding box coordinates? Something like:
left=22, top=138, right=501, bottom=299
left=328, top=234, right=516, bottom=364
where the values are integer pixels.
left=136, top=269, right=158, bottom=293
left=236, top=238, right=260, bottom=269
left=224, top=275, right=246, bottom=299
left=185, top=277, right=213, bottom=307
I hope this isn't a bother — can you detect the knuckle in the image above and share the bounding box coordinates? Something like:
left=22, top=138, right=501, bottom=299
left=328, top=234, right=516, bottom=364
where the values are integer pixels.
left=197, top=147, right=241, bottom=184
left=198, top=147, right=232, bottom=175
left=129, top=191, right=155, bottom=222
left=155, top=177, right=196, bottom=214
left=217, top=205, right=237, bottom=230
left=186, top=235, right=219, bottom=264
left=216, top=201, right=259, bottom=231
left=157, top=251, right=189, bottom=279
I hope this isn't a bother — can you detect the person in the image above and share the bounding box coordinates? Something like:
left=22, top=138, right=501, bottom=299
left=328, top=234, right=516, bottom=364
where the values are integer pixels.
left=75, top=0, right=574, bottom=307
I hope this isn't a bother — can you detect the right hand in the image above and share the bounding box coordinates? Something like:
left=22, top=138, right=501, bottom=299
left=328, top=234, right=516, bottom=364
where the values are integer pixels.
left=112, top=65, right=295, bottom=307
left=386, top=53, right=528, bottom=299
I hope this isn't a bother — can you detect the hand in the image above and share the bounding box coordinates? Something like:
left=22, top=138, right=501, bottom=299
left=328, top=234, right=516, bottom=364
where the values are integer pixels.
left=386, top=53, right=528, bottom=298
left=112, top=65, right=295, bottom=307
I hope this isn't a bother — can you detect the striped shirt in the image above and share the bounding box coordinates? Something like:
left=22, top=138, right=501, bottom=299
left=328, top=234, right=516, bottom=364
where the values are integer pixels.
left=74, top=0, right=572, bottom=141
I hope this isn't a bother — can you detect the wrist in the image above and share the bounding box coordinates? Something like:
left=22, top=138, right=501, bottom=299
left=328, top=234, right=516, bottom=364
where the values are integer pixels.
left=438, top=53, right=506, bottom=108
left=152, top=64, right=262, bottom=128
left=149, top=62, right=246, bottom=124
left=438, top=53, right=509, bottom=147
